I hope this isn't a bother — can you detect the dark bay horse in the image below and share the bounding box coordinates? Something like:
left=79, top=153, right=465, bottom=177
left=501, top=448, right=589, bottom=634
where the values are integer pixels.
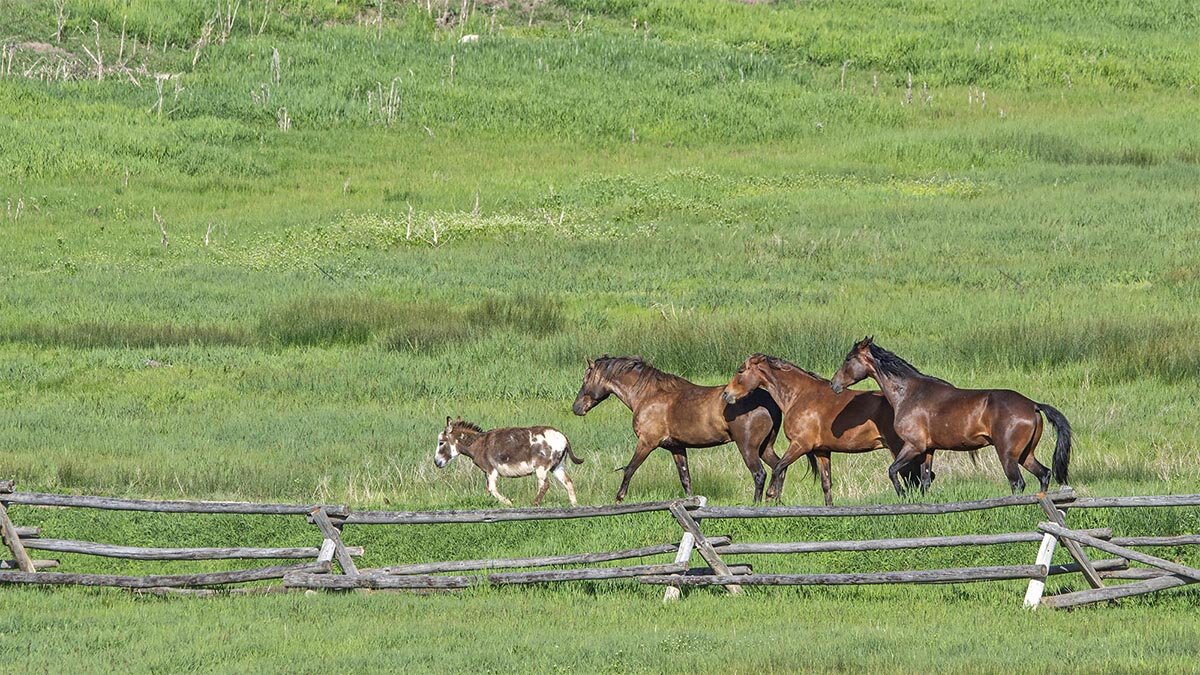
left=721, top=353, right=928, bottom=505
left=831, top=337, right=1073, bottom=495
left=572, top=356, right=782, bottom=503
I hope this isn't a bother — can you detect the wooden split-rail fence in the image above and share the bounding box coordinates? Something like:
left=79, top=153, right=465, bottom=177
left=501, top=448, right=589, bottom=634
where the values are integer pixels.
left=2, top=479, right=1199, bottom=609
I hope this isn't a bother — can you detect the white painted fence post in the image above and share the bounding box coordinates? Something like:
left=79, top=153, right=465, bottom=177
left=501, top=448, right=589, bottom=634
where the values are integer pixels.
left=663, top=496, right=704, bottom=602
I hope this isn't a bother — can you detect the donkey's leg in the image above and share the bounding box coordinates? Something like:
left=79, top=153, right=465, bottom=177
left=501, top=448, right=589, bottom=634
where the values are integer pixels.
left=669, top=448, right=693, bottom=497
left=486, top=470, right=513, bottom=506
left=814, top=452, right=834, bottom=506
left=553, top=465, right=578, bottom=506
left=532, top=467, right=551, bottom=506
left=615, top=440, right=656, bottom=503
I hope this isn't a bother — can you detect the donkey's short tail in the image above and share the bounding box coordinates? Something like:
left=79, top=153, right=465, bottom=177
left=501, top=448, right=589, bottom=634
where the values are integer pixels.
left=566, top=441, right=584, bottom=465
left=1036, top=403, right=1073, bottom=485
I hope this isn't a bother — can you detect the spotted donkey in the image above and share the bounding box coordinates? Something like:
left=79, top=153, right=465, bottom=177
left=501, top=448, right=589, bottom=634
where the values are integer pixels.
left=434, top=417, right=583, bottom=506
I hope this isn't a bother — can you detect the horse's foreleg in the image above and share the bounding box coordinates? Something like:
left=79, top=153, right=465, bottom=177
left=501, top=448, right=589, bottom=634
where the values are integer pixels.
left=766, top=442, right=807, bottom=501
left=615, top=440, right=656, bottom=503
left=487, top=470, right=513, bottom=506
left=888, top=444, right=924, bottom=498
left=532, top=467, right=550, bottom=506
left=669, top=448, right=693, bottom=497
left=919, top=451, right=935, bottom=493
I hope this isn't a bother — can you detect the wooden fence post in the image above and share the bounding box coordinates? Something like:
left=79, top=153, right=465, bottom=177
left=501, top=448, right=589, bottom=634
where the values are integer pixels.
left=668, top=501, right=740, bottom=595
left=1039, top=493, right=1104, bottom=589
left=311, top=507, right=358, bottom=577
left=1023, top=529, right=1058, bottom=607
left=663, top=496, right=703, bottom=602
left=1025, top=491, right=1102, bottom=607
left=0, top=501, right=36, bottom=574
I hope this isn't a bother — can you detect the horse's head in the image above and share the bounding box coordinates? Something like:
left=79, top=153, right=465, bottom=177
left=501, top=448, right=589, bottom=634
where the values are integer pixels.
left=722, top=354, right=768, bottom=404
left=434, top=416, right=461, bottom=468
left=831, top=336, right=876, bottom=394
left=572, top=358, right=612, bottom=415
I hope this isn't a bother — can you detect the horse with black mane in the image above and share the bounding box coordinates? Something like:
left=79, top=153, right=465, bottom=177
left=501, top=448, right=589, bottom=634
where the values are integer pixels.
left=831, top=337, right=1073, bottom=496
left=722, top=353, right=930, bottom=505
left=572, top=356, right=782, bottom=503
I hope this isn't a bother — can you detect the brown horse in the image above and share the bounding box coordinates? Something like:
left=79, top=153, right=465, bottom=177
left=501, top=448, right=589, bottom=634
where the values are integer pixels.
left=831, top=337, right=1073, bottom=495
left=721, top=353, right=930, bottom=505
left=572, top=356, right=782, bottom=503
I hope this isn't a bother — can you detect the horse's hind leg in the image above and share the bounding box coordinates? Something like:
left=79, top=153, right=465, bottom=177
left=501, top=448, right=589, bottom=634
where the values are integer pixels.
left=1017, top=416, right=1050, bottom=492
left=669, top=448, right=694, bottom=497
left=814, top=452, right=834, bottom=506
left=553, top=465, right=578, bottom=506
left=735, top=434, right=768, bottom=503
left=532, top=467, right=551, bottom=506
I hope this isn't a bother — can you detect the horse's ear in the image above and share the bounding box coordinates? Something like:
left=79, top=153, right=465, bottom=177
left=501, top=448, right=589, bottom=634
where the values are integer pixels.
left=586, top=358, right=595, bottom=369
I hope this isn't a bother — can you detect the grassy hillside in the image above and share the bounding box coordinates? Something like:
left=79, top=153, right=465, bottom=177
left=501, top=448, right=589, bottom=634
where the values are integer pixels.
left=2, top=0, right=1199, bottom=671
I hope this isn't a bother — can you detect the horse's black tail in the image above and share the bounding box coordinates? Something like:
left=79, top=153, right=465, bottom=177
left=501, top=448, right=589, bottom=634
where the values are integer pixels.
left=1036, top=403, right=1072, bottom=485
left=565, top=441, right=584, bottom=465
left=806, top=453, right=819, bottom=481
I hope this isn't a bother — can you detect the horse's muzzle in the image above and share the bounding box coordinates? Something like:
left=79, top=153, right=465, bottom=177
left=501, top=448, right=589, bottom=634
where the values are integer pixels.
left=721, top=391, right=738, bottom=405
left=572, top=400, right=590, bottom=416
left=830, top=382, right=844, bottom=394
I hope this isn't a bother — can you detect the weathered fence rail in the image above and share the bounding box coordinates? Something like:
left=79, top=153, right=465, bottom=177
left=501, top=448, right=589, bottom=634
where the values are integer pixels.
left=3, top=479, right=1199, bottom=608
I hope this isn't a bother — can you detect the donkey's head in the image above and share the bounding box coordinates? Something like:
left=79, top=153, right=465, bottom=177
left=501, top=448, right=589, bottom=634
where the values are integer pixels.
left=434, top=417, right=483, bottom=468
left=434, top=416, right=460, bottom=468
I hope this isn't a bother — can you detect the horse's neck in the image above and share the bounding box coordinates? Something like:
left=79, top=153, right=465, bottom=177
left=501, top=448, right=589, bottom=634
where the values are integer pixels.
left=872, top=369, right=920, bottom=406
left=762, top=367, right=819, bottom=409
left=607, top=372, right=656, bottom=412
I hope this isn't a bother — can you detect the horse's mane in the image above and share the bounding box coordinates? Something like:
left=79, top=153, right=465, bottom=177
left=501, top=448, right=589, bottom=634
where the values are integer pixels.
left=451, top=419, right=485, bottom=434
left=866, top=343, right=950, bottom=385
left=752, top=353, right=829, bottom=383
left=593, top=355, right=689, bottom=390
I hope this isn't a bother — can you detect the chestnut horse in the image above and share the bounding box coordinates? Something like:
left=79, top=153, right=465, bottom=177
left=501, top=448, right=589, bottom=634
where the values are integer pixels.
left=573, top=356, right=782, bottom=503
left=721, top=353, right=928, bottom=505
left=831, top=337, right=1073, bottom=495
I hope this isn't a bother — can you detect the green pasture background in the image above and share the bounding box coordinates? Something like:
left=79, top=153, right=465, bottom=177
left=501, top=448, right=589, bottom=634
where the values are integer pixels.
left=1, top=0, right=1198, bottom=671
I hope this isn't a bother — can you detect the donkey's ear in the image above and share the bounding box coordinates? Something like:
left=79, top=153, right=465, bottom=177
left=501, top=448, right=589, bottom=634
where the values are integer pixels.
left=445, top=416, right=452, bottom=427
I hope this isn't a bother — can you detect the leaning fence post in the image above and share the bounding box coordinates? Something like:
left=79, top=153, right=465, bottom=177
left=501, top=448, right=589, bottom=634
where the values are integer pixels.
left=663, top=496, right=704, bottom=602
left=0, top=478, right=36, bottom=571
left=1038, top=492, right=1103, bottom=589
left=668, top=500, right=740, bottom=595
left=310, top=507, right=358, bottom=577
left=1025, top=490, right=1101, bottom=607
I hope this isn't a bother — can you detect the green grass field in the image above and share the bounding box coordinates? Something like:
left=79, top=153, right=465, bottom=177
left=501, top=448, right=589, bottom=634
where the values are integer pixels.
left=2, top=0, right=1200, bottom=671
